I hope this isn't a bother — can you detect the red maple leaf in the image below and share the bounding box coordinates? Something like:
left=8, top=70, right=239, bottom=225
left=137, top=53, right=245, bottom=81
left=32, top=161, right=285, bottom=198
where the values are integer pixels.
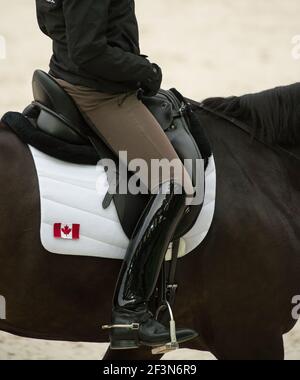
left=61, top=225, right=72, bottom=236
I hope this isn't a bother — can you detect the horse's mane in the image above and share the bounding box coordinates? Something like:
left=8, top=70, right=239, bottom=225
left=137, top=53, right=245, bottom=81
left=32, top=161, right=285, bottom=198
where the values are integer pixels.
left=201, top=83, right=300, bottom=147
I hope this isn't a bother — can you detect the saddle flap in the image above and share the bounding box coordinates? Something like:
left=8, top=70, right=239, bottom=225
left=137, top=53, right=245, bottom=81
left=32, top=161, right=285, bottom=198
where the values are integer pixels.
left=115, top=89, right=207, bottom=239
left=142, top=95, right=173, bottom=131
left=36, top=105, right=88, bottom=145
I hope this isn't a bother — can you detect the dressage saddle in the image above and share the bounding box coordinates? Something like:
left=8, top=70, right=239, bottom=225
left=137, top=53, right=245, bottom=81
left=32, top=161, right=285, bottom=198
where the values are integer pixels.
left=18, top=70, right=206, bottom=239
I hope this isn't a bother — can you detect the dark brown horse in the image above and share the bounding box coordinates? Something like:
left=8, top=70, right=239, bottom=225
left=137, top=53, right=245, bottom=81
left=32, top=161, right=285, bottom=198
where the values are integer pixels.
left=0, top=83, right=299, bottom=360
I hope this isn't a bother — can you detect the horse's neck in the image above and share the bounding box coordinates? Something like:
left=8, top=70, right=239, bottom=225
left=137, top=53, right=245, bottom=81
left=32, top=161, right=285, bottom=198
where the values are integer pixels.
left=277, top=145, right=300, bottom=162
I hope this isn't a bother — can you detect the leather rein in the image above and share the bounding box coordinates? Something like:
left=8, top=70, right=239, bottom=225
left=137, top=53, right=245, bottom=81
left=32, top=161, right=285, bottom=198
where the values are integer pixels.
left=198, top=102, right=300, bottom=162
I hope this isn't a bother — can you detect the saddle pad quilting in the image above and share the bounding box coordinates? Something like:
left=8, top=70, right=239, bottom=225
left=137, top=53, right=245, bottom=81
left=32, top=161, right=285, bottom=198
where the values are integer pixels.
left=29, top=146, right=216, bottom=260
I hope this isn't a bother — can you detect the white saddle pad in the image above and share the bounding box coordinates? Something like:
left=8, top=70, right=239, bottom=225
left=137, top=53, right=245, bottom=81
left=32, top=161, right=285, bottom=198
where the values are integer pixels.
left=28, top=146, right=216, bottom=260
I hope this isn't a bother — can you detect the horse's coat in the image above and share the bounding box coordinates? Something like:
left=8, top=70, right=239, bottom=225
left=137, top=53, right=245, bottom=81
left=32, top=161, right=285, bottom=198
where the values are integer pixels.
left=0, top=83, right=299, bottom=359
left=28, top=145, right=216, bottom=260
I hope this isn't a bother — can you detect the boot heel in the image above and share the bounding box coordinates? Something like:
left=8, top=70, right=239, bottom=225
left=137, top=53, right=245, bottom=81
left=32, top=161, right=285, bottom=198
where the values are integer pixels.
left=110, top=339, right=139, bottom=350
left=102, top=323, right=140, bottom=350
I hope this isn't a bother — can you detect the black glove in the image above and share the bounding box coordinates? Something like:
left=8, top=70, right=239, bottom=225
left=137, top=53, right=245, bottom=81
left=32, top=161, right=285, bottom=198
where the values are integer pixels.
left=141, top=63, right=162, bottom=97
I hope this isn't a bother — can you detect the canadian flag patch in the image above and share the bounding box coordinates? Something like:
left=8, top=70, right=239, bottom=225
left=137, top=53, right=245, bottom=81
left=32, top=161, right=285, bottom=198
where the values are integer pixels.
left=53, top=223, right=80, bottom=240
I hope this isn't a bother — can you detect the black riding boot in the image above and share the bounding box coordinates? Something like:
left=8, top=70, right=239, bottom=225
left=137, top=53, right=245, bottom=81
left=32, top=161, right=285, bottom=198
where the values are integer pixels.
left=104, top=181, right=198, bottom=350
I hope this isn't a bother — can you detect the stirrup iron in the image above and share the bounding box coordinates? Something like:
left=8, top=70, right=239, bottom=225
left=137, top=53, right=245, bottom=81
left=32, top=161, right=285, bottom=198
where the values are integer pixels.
left=152, top=301, right=179, bottom=355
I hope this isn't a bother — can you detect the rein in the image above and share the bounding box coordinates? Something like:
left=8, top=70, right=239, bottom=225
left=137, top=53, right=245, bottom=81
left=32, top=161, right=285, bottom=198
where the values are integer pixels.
left=198, top=103, right=300, bottom=162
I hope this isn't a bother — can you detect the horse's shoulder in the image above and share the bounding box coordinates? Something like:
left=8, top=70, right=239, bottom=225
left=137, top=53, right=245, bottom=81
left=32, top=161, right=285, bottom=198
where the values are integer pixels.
left=0, top=122, right=30, bottom=161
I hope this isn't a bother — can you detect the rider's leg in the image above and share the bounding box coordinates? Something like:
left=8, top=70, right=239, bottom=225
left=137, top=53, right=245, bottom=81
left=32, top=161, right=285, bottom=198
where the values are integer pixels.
left=53, top=79, right=196, bottom=348
left=53, top=78, right=194, bottom=195
left=110, top=180, right=197, bottom=349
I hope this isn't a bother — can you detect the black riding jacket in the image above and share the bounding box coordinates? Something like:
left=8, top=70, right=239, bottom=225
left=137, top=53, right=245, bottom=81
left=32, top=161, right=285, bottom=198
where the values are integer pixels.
left=35, top=0, right=156, bottom=93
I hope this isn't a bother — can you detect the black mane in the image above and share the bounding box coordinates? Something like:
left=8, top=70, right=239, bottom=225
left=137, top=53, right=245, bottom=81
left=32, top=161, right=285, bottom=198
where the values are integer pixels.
left=201, top=83, right=300, bottom=147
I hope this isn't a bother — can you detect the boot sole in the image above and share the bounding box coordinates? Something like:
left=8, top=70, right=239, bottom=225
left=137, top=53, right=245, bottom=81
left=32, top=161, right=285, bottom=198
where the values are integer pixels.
left=110, top=332, right=198, bottom=350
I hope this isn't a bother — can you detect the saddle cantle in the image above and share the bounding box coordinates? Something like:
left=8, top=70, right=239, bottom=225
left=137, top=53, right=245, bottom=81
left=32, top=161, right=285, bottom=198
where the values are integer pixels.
left=4, top=70, right=211, bottom=240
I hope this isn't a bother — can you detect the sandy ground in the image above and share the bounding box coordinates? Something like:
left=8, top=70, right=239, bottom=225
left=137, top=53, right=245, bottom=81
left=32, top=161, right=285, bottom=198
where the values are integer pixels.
left=0, top=325, right=299, bottom=360
left=0, top=0, right=299, bottom=360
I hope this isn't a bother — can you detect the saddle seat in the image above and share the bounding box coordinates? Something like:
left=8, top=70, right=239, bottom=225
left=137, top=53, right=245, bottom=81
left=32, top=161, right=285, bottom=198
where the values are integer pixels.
left=26, top=70, right=90, bottom=145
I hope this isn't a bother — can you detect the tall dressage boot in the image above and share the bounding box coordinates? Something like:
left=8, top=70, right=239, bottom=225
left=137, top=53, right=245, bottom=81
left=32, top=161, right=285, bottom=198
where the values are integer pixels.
left=103, top=181, right=198, bottom=349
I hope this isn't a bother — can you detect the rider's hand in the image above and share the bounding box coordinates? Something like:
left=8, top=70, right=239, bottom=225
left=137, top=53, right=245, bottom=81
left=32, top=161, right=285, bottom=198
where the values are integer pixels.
left=141, top=63, right=162, bottom=97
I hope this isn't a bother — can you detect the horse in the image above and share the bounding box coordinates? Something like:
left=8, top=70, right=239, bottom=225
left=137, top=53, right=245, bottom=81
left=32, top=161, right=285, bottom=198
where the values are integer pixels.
left=0, top=83, right=299, bottom=360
